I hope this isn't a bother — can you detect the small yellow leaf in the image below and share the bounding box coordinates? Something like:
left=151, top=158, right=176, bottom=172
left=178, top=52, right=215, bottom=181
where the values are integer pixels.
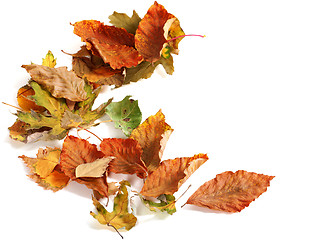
left=42, top=50, right=57, bottom=68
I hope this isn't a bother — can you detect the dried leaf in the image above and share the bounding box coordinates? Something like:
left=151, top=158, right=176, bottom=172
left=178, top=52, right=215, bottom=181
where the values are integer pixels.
left=90, top=181, right=137, bottom=233
left=100, top=138, right=147, bottom=178
left=105, top=96, right=142, bottom=136
left=17, top=85, right=45, bottom=113
left=109, top=10, right=141, bottom=34
left=73, top=20, right=143, bottom=69
left=75, top=157, right=114, bottom=178
left=141, top=194, right=176, bottom=215
left=22, top=64, right=87, bottom=102
left=130, top=110, right=173, bottom=172
left=19, top=147, right=69, bottom=191
left=60, top=135, right=110, bottom=197
left=135, top=2, right=175, bottom=63
left=141, top=153, right=209, bottom=197
left=186, top=170, right=275, bottom=213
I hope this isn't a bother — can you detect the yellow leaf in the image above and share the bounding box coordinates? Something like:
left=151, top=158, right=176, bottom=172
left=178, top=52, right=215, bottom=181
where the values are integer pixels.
left=42, top=50, right=57, bottom=68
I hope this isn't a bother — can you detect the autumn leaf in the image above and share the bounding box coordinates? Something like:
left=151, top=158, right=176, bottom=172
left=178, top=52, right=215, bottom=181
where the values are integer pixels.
left=130, top=110, right=173, bottom=172
left=22, top=64, right=87, bottom=102
left=19, top=147, right=70, bottom=191
left=75, top=157, right=114, bottom=178
left=185, top=170, right=275, bottom=213
left=17, top=85, right=46, bottom=113
left=90, top=180, right=137, bottom=236
left=105, top=96, right=142, bottom=136
left=141, top=153, right=209, bottom=197
left=135, top=2, right=175, bottom=63
left=69, top=45, right=125, bottom=87
left=73, top=20, right=143, bottom=69
left=100, top=138, right=147, bottom=178
left=109, top=10, right=141, bottom=34
left=42, top=50, right=57, bottom=68
left=60, top=135, right=110, bottom=197
left=141, top=194, right=176, bottom=215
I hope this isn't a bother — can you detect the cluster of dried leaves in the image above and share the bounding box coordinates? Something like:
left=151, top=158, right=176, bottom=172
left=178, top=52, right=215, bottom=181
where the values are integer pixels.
left=7, top=2, right=274, bottom=238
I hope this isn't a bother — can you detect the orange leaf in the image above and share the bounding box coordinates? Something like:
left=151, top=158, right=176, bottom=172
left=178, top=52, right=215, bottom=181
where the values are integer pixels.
left=60, top=135, right=110, bottom=197
left=140, top=153, right=209, bottom=197
left=130, top=110, right=173, bottom=172
left=135, top=1, right=175, bottom=62
left=185, top=170, right=275, bottom=213
left=100, top=138, right=147, bottom=178
left=73, top=20, right=143, bottom=69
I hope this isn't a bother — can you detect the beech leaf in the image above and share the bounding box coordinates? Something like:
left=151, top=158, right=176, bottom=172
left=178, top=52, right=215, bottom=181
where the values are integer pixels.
left=100, top=138, right=147, bottom=178
left=60, top=135, right=110, bottom=197
left=130, top=110, right=173, bottom=172
left=90, top=180, right=137, bottom=234
left=75, top=157, right=114, bottom=178
left=105, top=96, right=142, bottom=136
left=22, top=64, right=87, bottom=102
left=135, top=1, right=175, bottom=63
left=141, top=153, right=209, bottom=197
left=185, top=170, right=275, bottom=213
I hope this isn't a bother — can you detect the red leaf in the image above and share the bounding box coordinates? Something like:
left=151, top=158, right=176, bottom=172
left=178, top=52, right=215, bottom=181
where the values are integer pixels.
left=100, top=138, right=147, bottom=178
left=186, top=170, right=275, bottom=213
left=60, top=135, right=110, bottom=197
left=135, top=1, right=175, bottom=63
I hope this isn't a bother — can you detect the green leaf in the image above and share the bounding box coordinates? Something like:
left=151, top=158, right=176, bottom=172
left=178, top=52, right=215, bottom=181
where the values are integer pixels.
left=109, top=10, right=141, bottom=34
left=90, top=181, right=137, bottom=234
left=141, top=194, right=176, bottom=215
left=105, top=96, right=142, bottom=136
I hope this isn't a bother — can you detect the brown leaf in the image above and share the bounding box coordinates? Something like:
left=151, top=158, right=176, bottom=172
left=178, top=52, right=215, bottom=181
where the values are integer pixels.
left=140, top=153, right=209, bottom=197
left=73, top=20, right=143, bottom=69
left=70, top=46, right=125, bottom=87
left=135, top=2, right=175, bottom=63
left=60, top=135, right=110, bottom=197
left=22, top=64, right=87, bottom=102
left=75, top=157, right=114, bottom=178
left=130, top=110, right=173, bottom=172
left=100, top=138, right=147, bottom=178
left=186, top=170, right=275, bottom=213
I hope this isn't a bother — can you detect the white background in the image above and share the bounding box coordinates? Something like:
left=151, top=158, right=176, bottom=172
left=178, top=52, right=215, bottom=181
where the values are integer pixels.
left=1, top=0, right=316, bottom=239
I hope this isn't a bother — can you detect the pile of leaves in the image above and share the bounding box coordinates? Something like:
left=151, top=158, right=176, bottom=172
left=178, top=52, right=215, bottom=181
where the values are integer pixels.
left=7, top=2, right=274, bottom=238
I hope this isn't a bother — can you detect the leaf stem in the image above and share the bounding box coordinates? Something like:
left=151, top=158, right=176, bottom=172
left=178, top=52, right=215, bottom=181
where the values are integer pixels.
left=2, top=102, right=24, bottom=112
left=77, top=126, right=102, bottom=142
left=107, top=224, right=124, bottom=239
left=167, top=34, right=206, bottom=43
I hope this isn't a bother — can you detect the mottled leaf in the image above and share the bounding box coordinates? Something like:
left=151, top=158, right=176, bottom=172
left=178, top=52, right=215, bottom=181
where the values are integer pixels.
left=90, top=181, right=137, bottom=233
left=105, top=96, right=142, bottom=136
left=109, top=10, right=141, bottom=34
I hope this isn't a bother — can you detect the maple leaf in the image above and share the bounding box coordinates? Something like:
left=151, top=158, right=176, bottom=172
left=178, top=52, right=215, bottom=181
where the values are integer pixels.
left=90, top=180, right=137, bottom=236
left=100, top=138, right=147, bottom=178
left=130, top=110, right=173, bottom=172
left=42, top=50, right=57, bottom=68
left=109, top=10, right=141, bottom=34
left=185, top=170, right=275, bottom=213
left=19, top=147, right=70, bottom=191
left=73, top=20, right=143, bottom=69
left=105, top=96, right=142, bottom=136
left=60, top=135, right=110, bottom=197
left=17, top=85, right=46, bottom=113
left=141, top=154, right=209, bottom=198
left=22, top=64, right=87, bottom=102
